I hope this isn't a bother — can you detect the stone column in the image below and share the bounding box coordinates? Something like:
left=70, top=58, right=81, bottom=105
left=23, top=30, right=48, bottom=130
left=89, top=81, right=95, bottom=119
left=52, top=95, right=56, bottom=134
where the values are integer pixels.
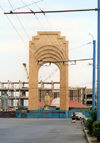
left=60, top=63, right=69, bottom=110
left=29, top=60, right=39, bottom=110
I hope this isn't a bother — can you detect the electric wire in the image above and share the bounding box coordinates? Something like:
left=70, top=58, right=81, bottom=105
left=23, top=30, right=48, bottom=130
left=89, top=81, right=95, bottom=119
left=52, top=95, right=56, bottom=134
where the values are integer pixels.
left=3, top=3, right=97, bottom=49
left=21, top=0, right=57, bottom=48
left=20, top=0, right=45, bottom=28
left=0, top=6, right=27, bottom=47
left=13, top=0, right=44, bottom=11
left=34, top=2, right=52, bottom=26
left=69, top=42, right=92, bottom=51
left=4, top=4, right=95, bottom=52
left=1, top=3, right=94, bottom=87
left=7, top=0, right=30, bottom=39
left=20, top=0, right=60, bottom=48
left=4, top=8, right=99, bottom=15
left=34, top=2, right=91, bottom=56
left=20, top=0, right=53, bottom=49
left=34, top=2, right=64, bottom=49
left=38, top=58, right=93, bottom=64
left=6, top=1, right=64, bottom=49
left=26, top=0, right=66, bottom=52
left=20, top=1, right=55, bottom=53
left=21, top=0, right=57, bottom=49
left=44, top=68, right=58, bottom=82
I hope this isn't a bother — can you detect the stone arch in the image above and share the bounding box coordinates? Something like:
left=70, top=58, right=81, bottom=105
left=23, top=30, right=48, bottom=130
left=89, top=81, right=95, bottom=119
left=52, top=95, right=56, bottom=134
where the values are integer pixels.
left=29, top=32, right=69, bottom=110
left=34, top=45, right=65, bottom=60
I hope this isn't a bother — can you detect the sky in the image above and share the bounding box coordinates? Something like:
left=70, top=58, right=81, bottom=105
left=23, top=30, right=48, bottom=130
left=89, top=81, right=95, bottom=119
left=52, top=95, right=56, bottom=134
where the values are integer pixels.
left=0, top=0, right=98, bottom=88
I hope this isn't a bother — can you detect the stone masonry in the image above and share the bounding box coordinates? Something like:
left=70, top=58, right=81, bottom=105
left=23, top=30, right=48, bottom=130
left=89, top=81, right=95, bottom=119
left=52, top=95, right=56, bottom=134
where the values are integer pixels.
left=29, top=32, right=69, bottom=110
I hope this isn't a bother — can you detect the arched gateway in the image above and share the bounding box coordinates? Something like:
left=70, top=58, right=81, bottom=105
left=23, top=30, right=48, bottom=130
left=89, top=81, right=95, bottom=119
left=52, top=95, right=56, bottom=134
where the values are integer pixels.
left=29, top=32, right=69, bottom=110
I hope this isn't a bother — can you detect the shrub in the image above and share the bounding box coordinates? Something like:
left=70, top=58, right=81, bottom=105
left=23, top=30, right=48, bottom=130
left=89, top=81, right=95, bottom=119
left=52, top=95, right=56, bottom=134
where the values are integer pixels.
left=93, top=121, right=100, bottom=141
left=85, top=118, right=94, bottom=134
left=85, top=110, right=97, bottom=134
left=89, top=110, right=97, bottom=121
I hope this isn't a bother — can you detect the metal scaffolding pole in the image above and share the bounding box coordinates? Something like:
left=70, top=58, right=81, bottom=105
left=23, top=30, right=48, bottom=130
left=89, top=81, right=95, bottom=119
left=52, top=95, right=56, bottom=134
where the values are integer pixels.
left=97, top=0, right=100, bottom=120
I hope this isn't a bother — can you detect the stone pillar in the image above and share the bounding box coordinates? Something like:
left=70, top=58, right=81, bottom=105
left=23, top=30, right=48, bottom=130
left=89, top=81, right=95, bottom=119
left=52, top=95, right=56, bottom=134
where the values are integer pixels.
left=60, top=63, right=69, bottom=110
left=29, top=60, right=39, bottom=110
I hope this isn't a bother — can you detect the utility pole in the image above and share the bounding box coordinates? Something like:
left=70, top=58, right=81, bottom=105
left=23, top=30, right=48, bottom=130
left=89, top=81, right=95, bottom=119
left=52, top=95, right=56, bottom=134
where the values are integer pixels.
left=92, top=40, right=96, bottom=110
left=89, top=33, right=96, bottom=110
left=97, top=0, right=100, bottom=120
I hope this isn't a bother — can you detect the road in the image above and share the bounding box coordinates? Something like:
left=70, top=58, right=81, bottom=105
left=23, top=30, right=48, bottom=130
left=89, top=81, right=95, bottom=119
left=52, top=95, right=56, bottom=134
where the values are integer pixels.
left=0, top=118, right=86, bottom=143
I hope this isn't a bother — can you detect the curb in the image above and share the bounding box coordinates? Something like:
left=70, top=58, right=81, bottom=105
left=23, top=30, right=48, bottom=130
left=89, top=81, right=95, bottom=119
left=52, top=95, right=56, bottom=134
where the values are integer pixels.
left=83, top=127, right=91, bottom=143
left=83, top=127, right=97, bottom=143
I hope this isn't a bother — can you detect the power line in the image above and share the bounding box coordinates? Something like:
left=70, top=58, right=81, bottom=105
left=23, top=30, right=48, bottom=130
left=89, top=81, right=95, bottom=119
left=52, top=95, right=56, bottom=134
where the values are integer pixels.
left=20, top=0, right=45, bottom=28
left=33, top=2, right=65, bottom=49
left=5, top=0, right=68, bottom=50
left=20, top=0, right=60, bottom=51
left=38, top=58, right=93, bottom=64
left=4, top=6, right=96, bottom=52
left=34, top=2, right=52, bottom=25
left=7, top=0, right=30, bottom=39
left=13, top=0, right=44, bottom=11
left=69, top=42, right=92, bottom=51
left=69, top=58, right=93, bottom=62
left=4, top=8, right=99, bottom=15
left=29, top=1, right=69, bottom=54
left=20, top=0, right=64, bottom=50
left=34, top=3, right=63, bottom=38
left=44, top=68, right=58, bottom=82
left=0, top=6, right=27, bottom=47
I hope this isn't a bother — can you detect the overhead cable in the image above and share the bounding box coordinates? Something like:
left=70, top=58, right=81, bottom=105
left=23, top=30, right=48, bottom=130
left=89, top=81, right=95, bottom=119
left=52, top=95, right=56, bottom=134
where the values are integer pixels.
left=70, top=42, right=92, bottom=51
left=0, top=6, right=27, bottom=47
left=8, top=0, right=30, bottom=39
left=30, top=1, right=67, bottom=52
left=4, top=8, right=99, bottom=15
left=38, top=58, right=93, bottom=64
left=20, top=0, right=58, bottom=47
left=44, top=68, right=58, bottom=82
left=14, top=0, right=44, bottom=11
left=20, top=0, right=44, bottom=27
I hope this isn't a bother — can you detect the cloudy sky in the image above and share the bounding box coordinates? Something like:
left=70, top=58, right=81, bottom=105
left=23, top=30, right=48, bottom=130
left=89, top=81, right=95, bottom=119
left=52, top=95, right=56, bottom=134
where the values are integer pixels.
left=0, top=0, right=98, bottom=88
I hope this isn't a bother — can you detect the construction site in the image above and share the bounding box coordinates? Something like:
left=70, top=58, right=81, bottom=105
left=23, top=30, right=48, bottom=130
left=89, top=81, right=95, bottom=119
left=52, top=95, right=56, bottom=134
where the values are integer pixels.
left=0, top=81, right=94, bottom=111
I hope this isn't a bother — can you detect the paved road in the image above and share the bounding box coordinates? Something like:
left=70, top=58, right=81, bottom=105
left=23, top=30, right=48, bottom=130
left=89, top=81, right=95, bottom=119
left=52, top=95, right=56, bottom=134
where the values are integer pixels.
left=0, top=118, right=86, bottom=143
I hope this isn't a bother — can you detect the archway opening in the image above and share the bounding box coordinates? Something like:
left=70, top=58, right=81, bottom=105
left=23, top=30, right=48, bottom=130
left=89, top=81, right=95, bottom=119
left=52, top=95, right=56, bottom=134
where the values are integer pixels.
left=38, top=63, right=60, bottom=109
